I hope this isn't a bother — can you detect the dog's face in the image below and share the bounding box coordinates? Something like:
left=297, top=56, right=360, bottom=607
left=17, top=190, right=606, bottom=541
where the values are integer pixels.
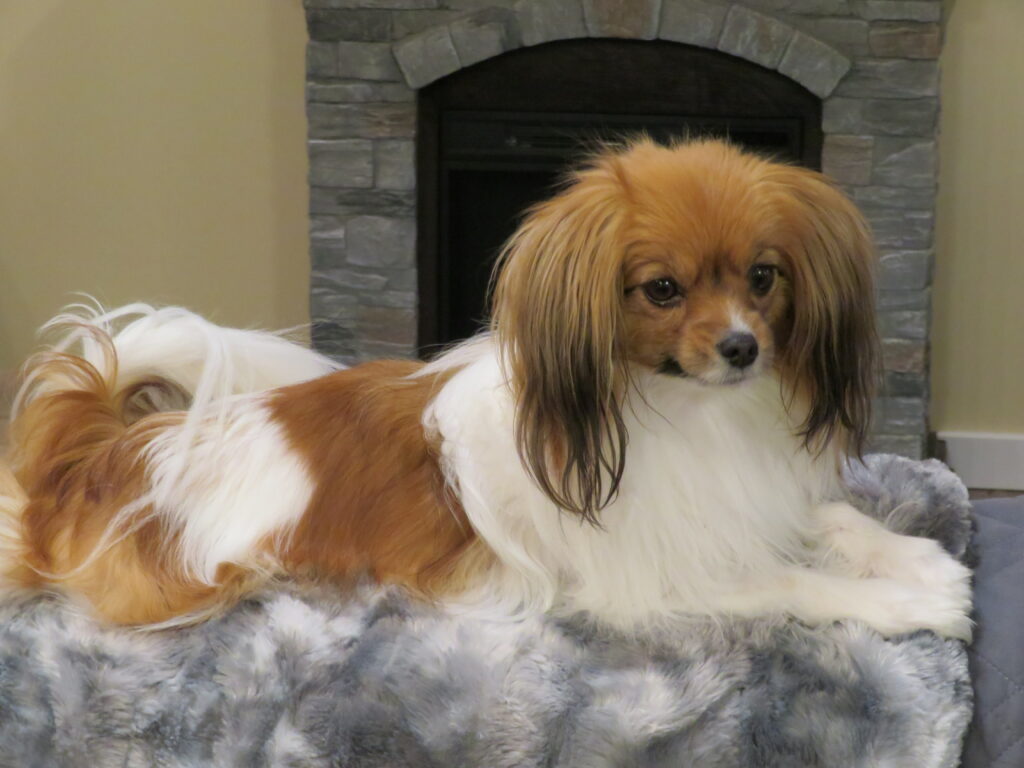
left=618, top=167, right=794, bottom=386
left=491, top=139, right=878, bottom=519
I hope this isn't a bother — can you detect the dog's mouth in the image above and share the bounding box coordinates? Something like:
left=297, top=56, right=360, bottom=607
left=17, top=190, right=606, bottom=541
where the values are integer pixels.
left=656, top=357, right=756, bottom=386
left=656, top=357, right=689, bottom=378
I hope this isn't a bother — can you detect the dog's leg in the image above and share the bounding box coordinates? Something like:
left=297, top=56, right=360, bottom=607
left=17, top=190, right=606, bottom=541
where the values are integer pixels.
left=811, top=501, right=971, bottom=588
left=716, top=562, right=972, bottom=640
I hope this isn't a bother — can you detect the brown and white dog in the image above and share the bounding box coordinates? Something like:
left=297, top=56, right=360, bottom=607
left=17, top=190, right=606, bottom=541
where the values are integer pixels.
left=0, top=140, right=971, bottom=637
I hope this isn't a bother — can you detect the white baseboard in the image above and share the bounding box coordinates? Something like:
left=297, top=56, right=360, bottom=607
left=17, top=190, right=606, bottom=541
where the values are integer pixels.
left=937, top=431, right=1024, bottom=491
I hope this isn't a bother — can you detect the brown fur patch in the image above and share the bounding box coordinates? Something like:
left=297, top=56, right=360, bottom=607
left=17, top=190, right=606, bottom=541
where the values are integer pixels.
left=4, top=349, right=481, bottom=625
left=270, top=361, right=481, bottom=597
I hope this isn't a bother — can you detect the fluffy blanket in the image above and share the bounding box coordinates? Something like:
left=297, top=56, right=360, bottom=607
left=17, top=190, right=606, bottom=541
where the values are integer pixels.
left=0, top=455, right=972, bottom=767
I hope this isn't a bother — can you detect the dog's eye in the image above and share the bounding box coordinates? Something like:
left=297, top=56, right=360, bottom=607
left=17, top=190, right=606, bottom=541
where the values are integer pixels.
left=748, top=265, right=778, bottom=296
left=642, top=278, right=683, bottom=306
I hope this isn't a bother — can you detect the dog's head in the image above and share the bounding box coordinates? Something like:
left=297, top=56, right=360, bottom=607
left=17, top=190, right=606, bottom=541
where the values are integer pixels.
left=490, top=139, right=878, bottom=522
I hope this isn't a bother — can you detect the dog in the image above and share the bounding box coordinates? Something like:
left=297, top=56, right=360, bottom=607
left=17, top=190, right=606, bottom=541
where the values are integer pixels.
left=0, top=139, right=971, bottom=638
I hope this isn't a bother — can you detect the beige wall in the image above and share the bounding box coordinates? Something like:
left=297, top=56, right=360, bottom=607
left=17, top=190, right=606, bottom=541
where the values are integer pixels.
left=932, top=0, right=1024, bottom=433
left=0, top=0, right=310, bottom=374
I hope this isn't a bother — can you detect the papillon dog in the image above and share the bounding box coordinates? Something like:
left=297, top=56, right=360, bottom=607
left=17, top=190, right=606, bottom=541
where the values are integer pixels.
left=0, top=140, right=971, bottom=638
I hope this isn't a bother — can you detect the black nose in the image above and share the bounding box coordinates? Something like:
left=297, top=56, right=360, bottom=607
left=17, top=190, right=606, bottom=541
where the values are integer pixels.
left=716, top=333, right=759, bottom=369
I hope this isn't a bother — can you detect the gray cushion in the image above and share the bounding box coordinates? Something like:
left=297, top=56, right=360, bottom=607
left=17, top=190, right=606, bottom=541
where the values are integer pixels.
left=963, top=496, right=1024, bottom=768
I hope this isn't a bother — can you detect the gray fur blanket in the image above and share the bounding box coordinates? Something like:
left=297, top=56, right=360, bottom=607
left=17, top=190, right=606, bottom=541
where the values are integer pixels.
left=0, top=455, right=972, bottom=767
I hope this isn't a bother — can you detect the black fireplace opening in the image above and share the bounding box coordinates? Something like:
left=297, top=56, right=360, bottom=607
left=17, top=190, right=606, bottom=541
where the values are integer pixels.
left=417, top=38, right=824, bottom=353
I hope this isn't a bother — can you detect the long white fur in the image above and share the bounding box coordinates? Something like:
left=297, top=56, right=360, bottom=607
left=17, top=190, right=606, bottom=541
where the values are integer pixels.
left=142, top=397, right=315, bottom=584
left=49, top=300, right=339, bottom=400
left=425, top=340, right=972, bottom=638
left=425, top=341, right=834, bottom=623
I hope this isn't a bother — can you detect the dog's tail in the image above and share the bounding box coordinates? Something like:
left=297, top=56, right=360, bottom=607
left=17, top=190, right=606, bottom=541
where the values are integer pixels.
left=14, top=301, right=341, bottom=421
left=0, top=303, right=339, bottom=618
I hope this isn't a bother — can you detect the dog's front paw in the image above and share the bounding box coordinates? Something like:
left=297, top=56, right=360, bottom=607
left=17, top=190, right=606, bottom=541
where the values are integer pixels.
left=892, top=536, right=972, bottom=591
left=857, top=575, right=973, bottom=641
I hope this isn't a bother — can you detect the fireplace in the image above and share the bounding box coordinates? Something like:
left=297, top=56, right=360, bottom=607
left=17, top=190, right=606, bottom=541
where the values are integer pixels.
left=417, top=38, right=823, bottom=349
left=304, top=0, right=942, bottom=458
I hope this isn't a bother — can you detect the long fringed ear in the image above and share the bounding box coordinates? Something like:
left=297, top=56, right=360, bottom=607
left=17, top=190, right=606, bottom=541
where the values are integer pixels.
left=489, top=162, right=630, bottom=524
left=768, top=167, right=880, bottom=456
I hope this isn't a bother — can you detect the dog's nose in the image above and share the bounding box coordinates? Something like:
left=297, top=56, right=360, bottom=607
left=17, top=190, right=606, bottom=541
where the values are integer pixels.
left=716, top=333, right=758, bottom=369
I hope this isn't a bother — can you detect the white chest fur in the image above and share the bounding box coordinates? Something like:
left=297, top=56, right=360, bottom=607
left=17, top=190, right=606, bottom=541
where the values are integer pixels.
left=425, top=345, right=843, bottom=627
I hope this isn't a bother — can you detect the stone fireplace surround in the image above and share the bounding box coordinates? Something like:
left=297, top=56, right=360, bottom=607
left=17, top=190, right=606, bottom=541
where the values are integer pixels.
left=304, top=0, right=942, bottom=458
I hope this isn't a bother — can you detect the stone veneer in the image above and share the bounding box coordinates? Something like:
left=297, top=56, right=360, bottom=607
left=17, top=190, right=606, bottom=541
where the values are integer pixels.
left=304, top=0, right=943, bottom=458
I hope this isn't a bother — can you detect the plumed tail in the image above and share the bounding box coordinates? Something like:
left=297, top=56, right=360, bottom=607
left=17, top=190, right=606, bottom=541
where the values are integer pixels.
left=16, top=301, right=341, bottom=421
left=0, top=462, right=29, bottom=589
left=0, top=303, right=339, bottom=618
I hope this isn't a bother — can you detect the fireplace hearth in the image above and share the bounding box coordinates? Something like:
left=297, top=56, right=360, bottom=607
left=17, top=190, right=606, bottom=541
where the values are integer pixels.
left=304, top=0, right=942, bottom=458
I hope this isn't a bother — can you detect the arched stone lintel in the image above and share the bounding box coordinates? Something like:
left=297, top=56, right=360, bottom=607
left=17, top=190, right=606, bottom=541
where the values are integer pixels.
left=392, top=0, right=851, bottom=99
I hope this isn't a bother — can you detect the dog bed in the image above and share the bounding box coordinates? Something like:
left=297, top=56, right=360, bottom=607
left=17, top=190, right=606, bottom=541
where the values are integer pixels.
left=961, top=494, right=1024, bottom=768
left=0, top=454, right=974, bottom=767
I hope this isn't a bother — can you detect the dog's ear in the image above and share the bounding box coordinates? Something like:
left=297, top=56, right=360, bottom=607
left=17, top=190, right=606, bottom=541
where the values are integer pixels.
left=768, top=166, right=879, bottom=456
left=490, top=161, right=630, bottom=524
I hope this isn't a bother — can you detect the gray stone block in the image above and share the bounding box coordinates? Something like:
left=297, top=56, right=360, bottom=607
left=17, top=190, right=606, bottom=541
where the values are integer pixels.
left=382, top=267, right=418, bottom=290
left=310, top=282, right=360, bottom=320
left=317, top=267, right=391, bottom=292
left=777, top=31, right=850, bottom=98
left=717, top=7, right=795, bottom=70
left=833, top=59, right=938, bottom=99
left=449, top=8, right=522, bottom=68
left=306, top=0, right=439, bottom=9
left=878, top=249, right=931, bottom=290
left=310, top=187, right=416, bottom=217
left=583, top=0, right=661, bottom=39
left=308, top=139, right=375, bottom=188
left=657, top=0, right=728, bottom=47
left=391, top=10, right=461, bottom=38
left=869, top=433, right=924, bottom=459
left=346, top=216, right=416, bottom=268
left=515, top=0, right=587, bottom=46
left=311, top=241, right=347, bottom=273
left=309, top=216, right=347, bottom=242
left=310, top=319, right=358, bottom=361
left=855, top=0, right=941, bottom=22
left=877, top=289, right=928, bottom=311
left=375, top=140, right=416, bottom=190
left=822, top=134, right=874, bottom=185
left=443, top=0, right=518, bottom=10
left=882, top=370, right=926, bottom=397
left=882, top=337, right=925, bottom=374
left=307, top=9, right=391, bottom=42
left=355, top=306, right=418, bottom=346
left=873, top=138, right=936, bottom=187
left=789, top=18, right=869, bottom=55
left=356, top=340, right=417, bottom=361
left=337, top=41, right=402, bottom=80
left=863, top=206, right=934, bottom=248
left=879, top=309, right=927, bottom=339
left=823, top=97, right=938, bottom=136
left=393, top=24, right=461, bottom=88
left=868, top=21, right=941, bottom=58
left=853, top=185, right=935, bottom=210
left=359, top=289, right=418, bottom=308
left=738, top=0, right=852, bottom=15
left=308, top=103, right=416, bottom=140
left=307, top=42, right=337, bottom=77
left=307, top=81, right=414, bottom=103
left=873, top=396, right=926, bottom=435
